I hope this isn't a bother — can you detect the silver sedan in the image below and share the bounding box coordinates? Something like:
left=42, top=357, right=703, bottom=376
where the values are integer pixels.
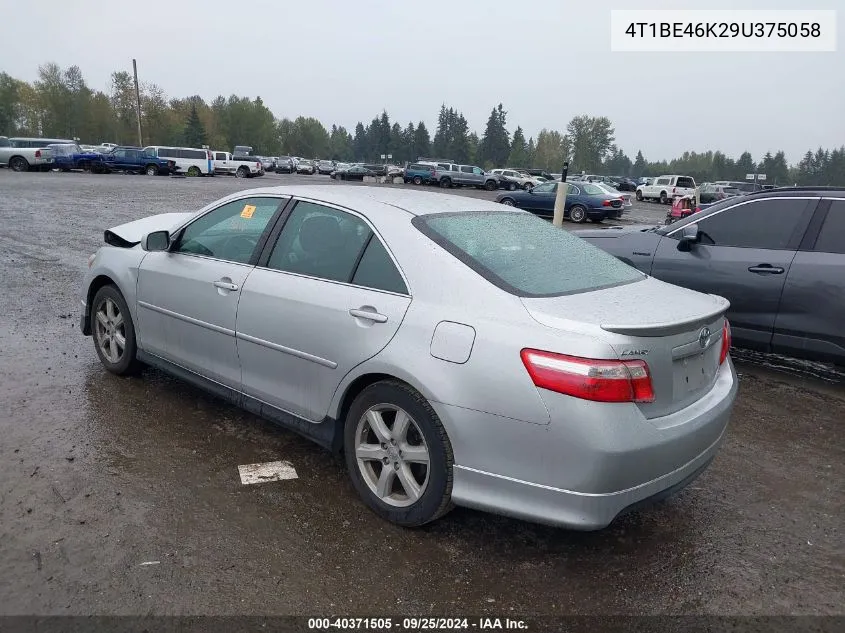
left=80, top=186, right=737, bottom=529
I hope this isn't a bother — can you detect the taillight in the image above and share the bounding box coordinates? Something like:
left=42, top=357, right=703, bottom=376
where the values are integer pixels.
left=520, top=349, right=655, bottom=403
left=35, top=150, right=41, bottom=158
left=719, top=320, right=731, bottom=365
left=602, top=200, right=611, bottom=206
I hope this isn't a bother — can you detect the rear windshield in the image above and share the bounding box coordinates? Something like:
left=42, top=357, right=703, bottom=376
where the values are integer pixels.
left=676, top=177, right=695, bottom=188
left=413, top=212, right=644, bottom=297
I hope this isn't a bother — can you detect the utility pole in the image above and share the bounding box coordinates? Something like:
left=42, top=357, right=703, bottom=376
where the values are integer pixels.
left=132, top=59, right=143, bottom=147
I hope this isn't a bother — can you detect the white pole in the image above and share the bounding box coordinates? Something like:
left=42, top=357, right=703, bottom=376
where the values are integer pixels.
left=552, top=161, right=570, bottom=227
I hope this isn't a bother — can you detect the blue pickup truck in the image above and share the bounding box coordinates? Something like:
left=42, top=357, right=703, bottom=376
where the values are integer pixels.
left=98, top=146, right=177, bottom=175
left=47, top=143, right=106, bottom=172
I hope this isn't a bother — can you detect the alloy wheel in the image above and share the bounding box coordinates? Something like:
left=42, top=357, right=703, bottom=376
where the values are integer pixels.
left=94, top=298, right=126, bottom=364
left=354, top=404, right=430, bottom=508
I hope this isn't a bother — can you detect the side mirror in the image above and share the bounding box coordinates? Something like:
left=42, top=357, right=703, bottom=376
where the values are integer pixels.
left=142, top=230, right=171, bottom=252
left=677, top=223, right=699, bottom=252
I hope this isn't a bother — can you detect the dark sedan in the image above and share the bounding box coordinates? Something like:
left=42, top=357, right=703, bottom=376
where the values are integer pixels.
left=495, top=180, right=624, bottom=223
left=575, top=187, right=845, bottom=365
left=331, top=165, right=375, bottom=181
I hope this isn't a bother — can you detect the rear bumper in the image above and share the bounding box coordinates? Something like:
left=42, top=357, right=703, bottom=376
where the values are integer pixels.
left=434, top=357, right=738, bottom=530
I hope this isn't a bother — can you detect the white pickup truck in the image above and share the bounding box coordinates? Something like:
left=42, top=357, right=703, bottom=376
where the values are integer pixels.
left=0, top=136, right=59, bottom=171
left=635, top=174, right=696, bottom=204
left=212, top=151, right=263, bottom=178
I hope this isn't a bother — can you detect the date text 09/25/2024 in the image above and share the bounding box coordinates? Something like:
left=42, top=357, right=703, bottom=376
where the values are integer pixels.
left=308, top=617, right=528, bottom=630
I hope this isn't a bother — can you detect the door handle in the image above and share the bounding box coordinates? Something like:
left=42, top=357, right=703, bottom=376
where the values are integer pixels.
left=213, top=280, right=239, bottom=291
left=349, top=308, right=388, bottom=323
left=747, top=265, right=784, bottom=274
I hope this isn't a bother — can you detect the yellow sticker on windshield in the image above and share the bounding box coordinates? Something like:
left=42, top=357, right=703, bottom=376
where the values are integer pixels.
left=240, top=204, right=256, bottom=219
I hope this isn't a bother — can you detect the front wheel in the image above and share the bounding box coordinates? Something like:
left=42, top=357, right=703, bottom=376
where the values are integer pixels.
left=91, top=285, right=142, bottom=376
left=508, top=182, right=516, bottom=191
left=344, top=380, right=453, bottom=527
left=440, top=177, right=452, bottom=188
left=569, top=205, right=587, bottom=223
left=413, top=176, right=423, bottom=185
left=500, top=198, right=515, bottom=206
left=523, top=182, right=532, bottom=191
left=485, top=179, right=497, bottom=191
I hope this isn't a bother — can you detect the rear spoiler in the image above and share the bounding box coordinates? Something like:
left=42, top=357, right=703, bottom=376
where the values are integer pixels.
left=601, top=298, right=729, bottom=337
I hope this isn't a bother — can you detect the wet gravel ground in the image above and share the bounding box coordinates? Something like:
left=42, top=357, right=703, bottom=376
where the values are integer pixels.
left=0, top=170, right=843, bottom=616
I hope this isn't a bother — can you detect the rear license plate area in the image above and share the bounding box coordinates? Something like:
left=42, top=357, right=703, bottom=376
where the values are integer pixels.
left=673, top=350, right=718, bottom=398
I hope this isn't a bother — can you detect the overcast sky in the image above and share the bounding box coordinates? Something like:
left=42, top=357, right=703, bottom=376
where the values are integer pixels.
left=2, top=0, right=842, bottom=162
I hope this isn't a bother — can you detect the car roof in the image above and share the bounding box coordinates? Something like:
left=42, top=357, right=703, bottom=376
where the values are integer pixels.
left=222, top=185, right=506, bottom=218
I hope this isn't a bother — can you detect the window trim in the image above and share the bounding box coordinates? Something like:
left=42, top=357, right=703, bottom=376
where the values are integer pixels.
left=254, top=196, right=412, bottom=297
left=665, top=196, right=821, bottom=237
left=167, top=194, right=291, bottom=266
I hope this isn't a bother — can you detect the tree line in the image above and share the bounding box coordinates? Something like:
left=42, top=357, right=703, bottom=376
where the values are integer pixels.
left=1, top=63, right=842, bottom=186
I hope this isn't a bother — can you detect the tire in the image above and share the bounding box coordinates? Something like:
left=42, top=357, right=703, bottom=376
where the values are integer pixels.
left=9, top=156, right=29, bottom=172
left=522, top=182, right=532, bottom=191
left=500, top=198, right=515, bottom=206
left=344, top=380, right=453, bottom=527
left=569, top=204, right=587, bottom=223
left=236, top=166, right=248, bottom=179
left=659, top=191, right=668, bottom=204
left=91, top=285, right=142, bottom=376
left=413, top=176, right=423, bottom=185
left=508, top=182, right=517, bottom=191
left=485, top=179, right=497, bottom=191
left=187, top=166, right=201, bottom=177
left=145, top=164, right=158, bottom=176
left=440, top=177, right=452, bottom=188
left=635, top=190, right=643, bottom=201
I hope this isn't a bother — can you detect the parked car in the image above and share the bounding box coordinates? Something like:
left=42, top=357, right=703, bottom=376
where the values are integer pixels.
left=0, top=136, right=65, bottom=171
left=489, top=169, right=536, bottom=191
left=512, top=168, right=554, bottom=180
left=404, top=163, right=435, bottom=185
left=698, top=183, right=741, bottom=204
left=100, top=146, right=177, bottom=176
left=592, top=181, right=634, bottom=212
left=576, top=187, right=845, bottom=365
left=636, top=175, right=696, bottom=204
left=713, top=180, right=766, bottom=195
left=258, top=156, right=275, bottom=172
left=610, top=177, right=638, bottom=192
left=229, top=155, right=264, bottom=178
left=316, top=160, right=335, bottom=175
left=275, top=156, right=295, bottom=173
left=297, top=160, right=316, bottom=175
left=46, top=143, right=105, bottom=172
left=79, top=186, right=737, bottom=529
left=496, top=180, right=625, bottom=223
left=332, top=165, right=375, bottom=180
left=636, top=177, right=654, bottom=186
left=434, top=164, right=499, bottom=191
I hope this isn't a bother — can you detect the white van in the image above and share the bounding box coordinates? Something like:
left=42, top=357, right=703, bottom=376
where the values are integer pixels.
left=144, top=146, right=214, bottom=176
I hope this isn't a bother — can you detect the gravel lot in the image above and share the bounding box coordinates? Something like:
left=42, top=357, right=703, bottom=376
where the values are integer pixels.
left=0, top=170, right=843, bottom=617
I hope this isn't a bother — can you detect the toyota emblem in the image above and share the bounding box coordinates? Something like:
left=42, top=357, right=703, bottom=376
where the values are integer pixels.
left=698, top=327, right=712, bottom=349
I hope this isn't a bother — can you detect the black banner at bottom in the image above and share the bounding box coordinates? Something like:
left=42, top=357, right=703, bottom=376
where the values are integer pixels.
left=0, top=617, right=841, bottom=633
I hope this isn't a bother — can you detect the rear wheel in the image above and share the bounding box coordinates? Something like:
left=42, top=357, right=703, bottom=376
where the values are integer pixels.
left=236, top=166, right=248, bottom=178
left=440, top=177, right=452, bottom=188
left=635, top=190, right=643, bottom=201
left=523, top=182, right=532, bottom=191
left=9, top=156, right=29, bottom=172
left=508, top=182, right=517, bottom=191
left=659, top=191, right=668, bottom=204
left=145, top=164, right=158, bottom=176
left=569, top=204, right=587, bottom=223
left=187, top=166, right=201, bottom=177
left=413, top=176, right=423, bottom=185
left=91, top=285, right=142, bottom=376
left=485, top=179, right=497, bottom=191
left=344, top=380, right=453, bottom=527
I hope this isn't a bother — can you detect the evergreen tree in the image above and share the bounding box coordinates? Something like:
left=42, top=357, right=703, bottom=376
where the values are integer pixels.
left=508, top=126, right=527, bottom=167
left=183, top=104, right=207, bottom=147
left=413, top=121, right=431, bottom=159
left=478, top=103, right=510, bottom=167
left=353, top=122, right=368, bottom=161
left=632, top=150, right=646, bottom=177
left=526, top=137, right=536, bottom=168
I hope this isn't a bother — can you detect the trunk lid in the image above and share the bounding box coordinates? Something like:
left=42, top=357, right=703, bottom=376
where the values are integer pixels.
left=521, top=276, right=729, bottom=420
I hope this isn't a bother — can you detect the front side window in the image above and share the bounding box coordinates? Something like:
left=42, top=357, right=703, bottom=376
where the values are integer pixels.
left=414, top=212, right=644, bottom=297
left=175, top=197, right=283, bottom=263
left=693, top=198, right=812, bottom=249
left=532, top=182, right=556, bottom=194
left=266, top=201, right=371, bottom=283
left=473, top=167, right=484, bottom=175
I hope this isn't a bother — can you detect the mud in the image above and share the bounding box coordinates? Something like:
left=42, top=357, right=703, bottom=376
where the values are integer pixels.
left=0, top=171, right=842, bottom=616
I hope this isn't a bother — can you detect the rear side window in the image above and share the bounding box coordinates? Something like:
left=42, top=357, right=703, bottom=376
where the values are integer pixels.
left=352, top=237, right=408, bottom=294
left=813, top=200, right=845, bottom=254
left=694, top=198, right=812, bottom=249
left=413, top=212, right=644, bottom=297
left=159, top=148, right=176, bottom=158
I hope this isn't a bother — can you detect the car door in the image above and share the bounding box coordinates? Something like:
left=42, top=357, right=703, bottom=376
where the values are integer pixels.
left=236, top=199, right=412, bottom=422
left=214, top=152, right=229, bottom=173
left=523, top=181, right=557, bottom=213
left=772, top=198, right=845, bottom=363
left=135, top=196, right=286, bottom=387
left=650, top=196, right=818, bottom=350
left=109, top=148, right=127, bottom=170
